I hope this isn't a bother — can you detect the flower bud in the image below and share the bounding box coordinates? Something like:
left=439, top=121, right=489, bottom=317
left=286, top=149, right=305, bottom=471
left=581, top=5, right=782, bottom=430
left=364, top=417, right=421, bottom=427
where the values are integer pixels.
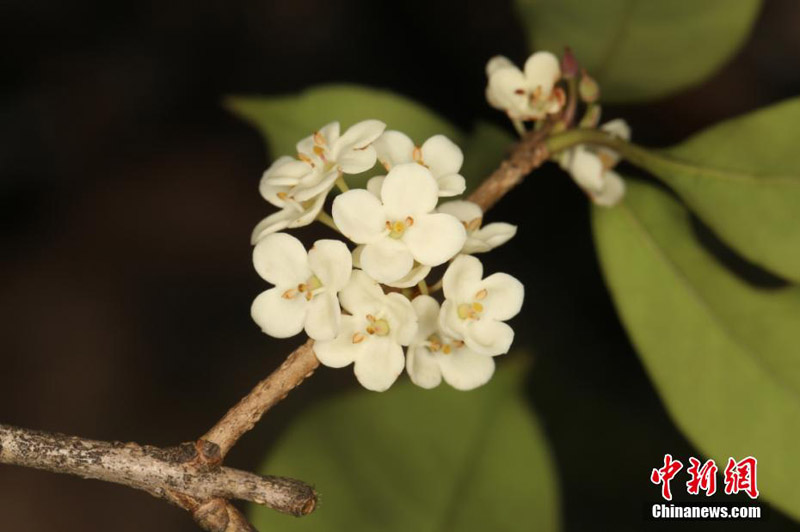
left=561, top=47, right=578, bottom=79
left=579, top=70, right=600, bottom=103
left=579, top=103, right=602, bottom=129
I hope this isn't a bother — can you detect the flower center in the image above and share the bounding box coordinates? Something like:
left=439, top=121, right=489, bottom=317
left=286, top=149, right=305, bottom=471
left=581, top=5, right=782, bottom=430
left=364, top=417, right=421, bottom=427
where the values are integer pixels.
left=386, top=217, right=414, bottom=239
left=462, top=216, right=482, bottom=233
left=426, top=334, right=464, bottom=355
left=282, top=275, right=323, bottom=301
left=352, top=313, right=390, bottom=343
left=456, top=288, right=488, bottom=321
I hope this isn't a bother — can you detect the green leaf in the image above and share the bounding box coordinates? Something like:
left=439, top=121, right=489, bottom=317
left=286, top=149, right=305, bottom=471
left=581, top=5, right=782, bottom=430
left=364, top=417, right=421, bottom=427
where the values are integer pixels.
left=643, top=98, right=800, bottom=282
left=516, top=0, right=761, bottom=102
left=226, top=84, right=513, bottom=192
left=593, top=180, right=800, bottom=521
left=249, top=361, right=560, bottom=531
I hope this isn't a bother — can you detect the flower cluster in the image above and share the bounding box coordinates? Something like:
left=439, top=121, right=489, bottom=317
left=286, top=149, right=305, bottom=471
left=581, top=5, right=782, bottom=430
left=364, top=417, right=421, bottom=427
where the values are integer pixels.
left=485, top=50, right=631, bottom=207
left=251, top=121, right=523, bottom=392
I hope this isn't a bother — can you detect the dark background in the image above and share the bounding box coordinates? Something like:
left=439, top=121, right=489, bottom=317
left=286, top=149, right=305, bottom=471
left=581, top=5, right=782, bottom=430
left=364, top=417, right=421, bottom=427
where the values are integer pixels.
left=2, top=0, right=800, bottom=530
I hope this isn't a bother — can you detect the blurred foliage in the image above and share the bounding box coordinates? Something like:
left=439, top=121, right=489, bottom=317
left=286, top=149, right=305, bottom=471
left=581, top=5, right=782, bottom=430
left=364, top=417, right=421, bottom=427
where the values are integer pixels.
left=593, top=181, right=800, bottom=521
left=516, top=0, right=762, bottom=102
left=250, top=361, right=560, bottom=532
left=226, top=85, right=513, bottom=192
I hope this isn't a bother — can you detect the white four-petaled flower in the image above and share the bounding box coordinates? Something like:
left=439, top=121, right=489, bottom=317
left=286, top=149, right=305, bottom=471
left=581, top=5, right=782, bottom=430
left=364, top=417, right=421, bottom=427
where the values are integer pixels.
left=437, top=200, right=517, bottom=254
left=406, top=295, right=496, bottom=390
left=314, top=271, right=418, bottom=392
left=297, top=120, right=386, bottom=174
left=439, top=255, right=524, bottom=356
left=369, top=131, right=466, bottom=197
left=485, top=52, right=565, bottom=121
left=332, top=163, right=466, bottom=284
left=559, top=119, right=630, bottom=207
left=251, top=233, right=352, bottom=341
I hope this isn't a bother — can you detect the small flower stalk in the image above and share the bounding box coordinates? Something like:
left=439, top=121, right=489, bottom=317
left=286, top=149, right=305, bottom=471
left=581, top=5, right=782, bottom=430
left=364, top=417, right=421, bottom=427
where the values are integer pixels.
left=484, top=48, right=632, bottom=207
left=251, top=122, right=523, bottom=392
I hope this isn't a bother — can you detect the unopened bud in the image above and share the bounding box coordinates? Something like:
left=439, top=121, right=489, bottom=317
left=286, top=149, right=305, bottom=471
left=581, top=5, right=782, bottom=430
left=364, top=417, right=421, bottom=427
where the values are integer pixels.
left=561, top=47, right=578, bottom=79
left=579, top=70, right=600, bottom=103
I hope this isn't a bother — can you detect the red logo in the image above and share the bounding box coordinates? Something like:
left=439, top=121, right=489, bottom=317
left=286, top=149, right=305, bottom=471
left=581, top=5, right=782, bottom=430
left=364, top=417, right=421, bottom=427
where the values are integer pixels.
left=651, top=455, right=758, bottom=500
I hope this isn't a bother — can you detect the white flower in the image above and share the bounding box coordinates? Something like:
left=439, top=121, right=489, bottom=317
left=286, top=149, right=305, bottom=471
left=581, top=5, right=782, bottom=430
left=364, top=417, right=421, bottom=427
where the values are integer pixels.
left=485, top=52, right=565, bottom=121
left=251, top=233, right=352, bottom=341
left=251, top=193, right=326, bottom=244
left=406, top=295, right=495, bottom=391
left=560, top=119, right=630, bottom=207
left=439, top=255, right=524, bottom=356
left=368, top=131, right=466, bottom=197
left=296, top=120, right=386, bottom=175
left=332, top=163, right=466, bottom=284
left=314, top=271, right=418, bottom=391
left=437, top=200, right=517, bottom=254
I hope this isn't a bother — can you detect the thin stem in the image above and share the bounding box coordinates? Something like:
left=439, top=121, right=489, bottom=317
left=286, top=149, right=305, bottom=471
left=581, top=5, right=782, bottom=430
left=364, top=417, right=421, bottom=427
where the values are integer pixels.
left=335, top=175, right=350, bottom=193
left=417, top=280, right=429, bottom=296
left=428, top=278, right=444, bottom=294
left=317, top=211, right=339, bottom=232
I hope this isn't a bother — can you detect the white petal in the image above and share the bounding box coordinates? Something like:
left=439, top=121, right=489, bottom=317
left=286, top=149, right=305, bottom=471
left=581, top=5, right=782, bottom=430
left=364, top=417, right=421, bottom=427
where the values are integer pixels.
left=339, top=270, right=384, bottom=315
left=384, top=292, right=418, bottom=345
left=304, top=291, right=341, bottom=341
left=566, top=146, right=604, bottom=192
left=292, top=168, right=339, bottom=202
left=420, top=135, right=463, bottom=177
left=439, top=349, right=495, bottom=390
left=318, top=121, right=341, bottom=145
left=373, top=130, right=414, bottom=170
left=313, top=315, right=362, bottom=368
left=591, top=171, right=626, bottom=207
left=488, top=68, right=528, bottom=116
left=351, top=245, right=364, bottom=268
left=332, top=189, right=386, bottom=244
left=366, top=175, right=385, bottom=198
left=403, top=213, right=466, bottom=266
left=288, top=194, right=327, bottom=228
left=359, top=241, right=415, bottom=287
left=307, top=239, right=352, bottom=291
left=384, top=263, right=431, bottom=289
left=470, top=223, right=517, bottom=251
left=435, top=174, right=467, bottom=197
left=461, top=236, right=493, bottom=255
left=337, top=147, right=378, bottom=175
left=252, top=232, right=310, bottom=285
left=352, top=337, right=405, bottom=392
left=360, top=237, right=415, bottom=284
left=465, top=319, right=515, bottom=356
left=479, top=273, right=524, bottom=321
left=523, top=51, right=560, bottom=96
left=251, top=209, right=295, bottom=244
left=411, top=295, right=440, bottom=341
left=406, top=346, right=443, bottom=389
left=485, top=55, right=515, bottom=77
left=442, top=254, right=483, bottom=301
left=334, top=119, right=386, bottom=153
left=437, top=200, right=483, bottom=223
left=381, top=163, right=438, bottom=219
left=251, top=288, right=307, bottom=338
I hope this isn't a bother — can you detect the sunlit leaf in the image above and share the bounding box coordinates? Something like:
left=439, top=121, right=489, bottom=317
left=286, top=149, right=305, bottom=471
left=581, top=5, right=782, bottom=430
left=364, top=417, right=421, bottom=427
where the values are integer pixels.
left=226, top=84, right=513, bottom=192
left=250, top=361, right=560, bottom=531
left=516, top=0, right=762, bottom=102
left=593, top=180, right=800, bottom=521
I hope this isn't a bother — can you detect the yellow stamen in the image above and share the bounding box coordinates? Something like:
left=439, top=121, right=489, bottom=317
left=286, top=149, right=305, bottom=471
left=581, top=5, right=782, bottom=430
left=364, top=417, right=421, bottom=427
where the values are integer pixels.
left=281, top=289, right=296, bottom=299
left=442, top=344, right=452, bottom=354
left=475, top=289, right=488, bottom=300
left=352, top=333, right=366, bottom=344
left=466, top=217, right=482, bottom=232
left=472, top=302, right=484, bottom=313
left=313, top=131, right=325, bottom=146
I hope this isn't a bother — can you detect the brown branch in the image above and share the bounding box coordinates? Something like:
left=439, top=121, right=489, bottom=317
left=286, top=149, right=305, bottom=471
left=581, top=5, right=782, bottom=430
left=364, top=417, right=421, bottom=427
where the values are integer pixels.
left=202, top=339, right=319, bottom=459
left=468, top=127, right=551, bottom=211
left=2, top=122, right=552, bottom=532
left=0, top=424, right=315, bottom=530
